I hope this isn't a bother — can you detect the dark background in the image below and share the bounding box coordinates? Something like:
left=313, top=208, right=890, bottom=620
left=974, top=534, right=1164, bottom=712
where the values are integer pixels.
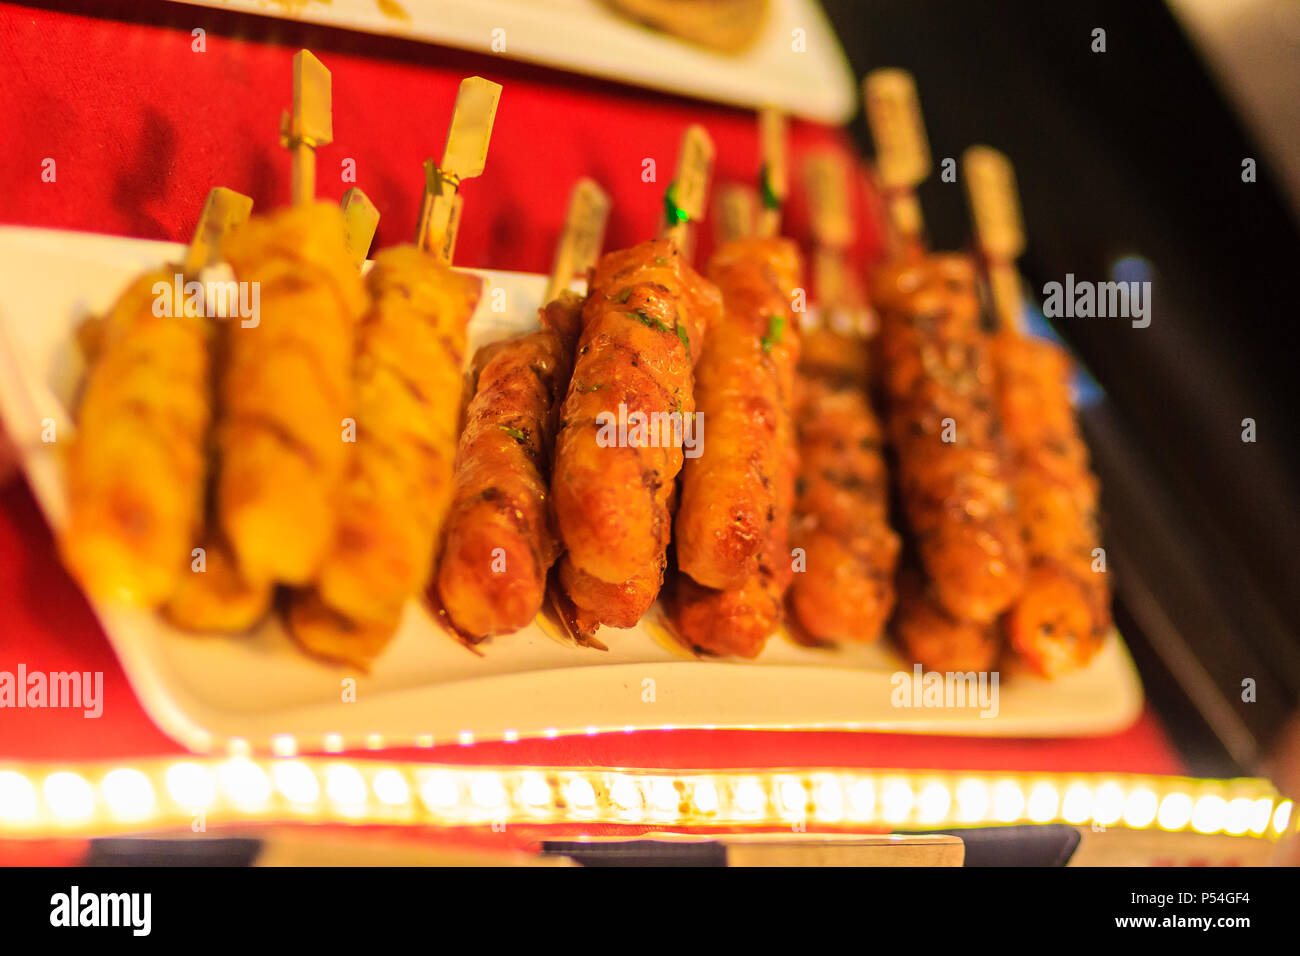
left=823, top=0, right=1300, bottom=775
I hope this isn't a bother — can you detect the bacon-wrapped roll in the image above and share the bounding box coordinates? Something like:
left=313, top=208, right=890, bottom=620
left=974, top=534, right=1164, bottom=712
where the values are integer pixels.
left=217, top=202, right=367, bottom=585
left=671, top=238, right=801, bottom=657
left=786, top=345, right=900, bottom=644
left=873, top=254, right=1025, bottom=625
left=551, top=239, right=721, bottom=630
left=991, top=331, right=1109, bottom=676
left=435, top=292, right=582, bottom=639
left=675, top=238, right=800, bottom=590
left=62, top=269, right=212, bottom=606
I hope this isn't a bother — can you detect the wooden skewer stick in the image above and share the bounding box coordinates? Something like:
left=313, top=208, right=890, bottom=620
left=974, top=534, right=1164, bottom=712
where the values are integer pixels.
left=339, top=187, right=381, bottom=269
left=279, top=50, right=333, bottom=207
left=661, top=124, right=715, bottom=261
left=713, top=183, right=758, bottom=246
left=544, top=178, right=611, bottom=304
left=755, top=108, right=787, bottom=238
left=963, top=145, right=1027, bottom=334
left=863, top=68, right=931, bottom=253
left=183, top=186, right=253, bottom=276
left=803, top=150, right=865, bottom=333
left=417, top=76, right=502, bottom=265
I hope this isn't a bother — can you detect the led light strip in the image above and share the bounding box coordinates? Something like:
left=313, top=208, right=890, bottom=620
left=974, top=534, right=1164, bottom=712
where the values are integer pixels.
left=0, top=760, right=1292, bottom=840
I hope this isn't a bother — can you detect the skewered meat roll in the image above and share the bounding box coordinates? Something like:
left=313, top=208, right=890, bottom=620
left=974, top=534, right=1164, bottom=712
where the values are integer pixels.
left=62, top=269, right=212, bottom=606
left=436, top=292, right=582, bottom=638
left=671, top=237, right=801, bottom=657
left=217, top=202, right=367, bottom=586
left=786, top=334, right=900, bottom=645
left=991, top=331, right=1109, bottom=676
left=873, top=254, right=1026, bottom=625
left=551, top=238, right=721, bottom=631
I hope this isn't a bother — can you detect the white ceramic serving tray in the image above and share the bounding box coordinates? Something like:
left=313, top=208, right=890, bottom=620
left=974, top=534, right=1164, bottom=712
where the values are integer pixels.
left=0, top=226, right=1143, bottom=752
left=165, top=0, right=857, bottom=123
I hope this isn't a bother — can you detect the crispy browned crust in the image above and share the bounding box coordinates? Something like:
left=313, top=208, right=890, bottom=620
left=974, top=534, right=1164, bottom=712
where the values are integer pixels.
left=551, top=239, right=721, bottom=629
left=991, top=331, right=1109, bottom=676
left=873, top=254, right=1026, bottom=625
left=786, top=347, right=900, bottom=644
left=670, top=238, right=803, bottom=657
left=435, top=292, right=582, bottom=639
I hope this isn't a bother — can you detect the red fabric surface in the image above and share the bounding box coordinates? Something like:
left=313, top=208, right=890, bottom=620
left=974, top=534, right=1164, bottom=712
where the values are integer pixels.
left=0, top=1, right=1183, bottom=776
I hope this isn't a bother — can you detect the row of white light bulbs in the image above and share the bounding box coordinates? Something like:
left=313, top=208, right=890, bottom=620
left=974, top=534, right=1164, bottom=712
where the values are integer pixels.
left=0, top=760, right=1292, bottom=837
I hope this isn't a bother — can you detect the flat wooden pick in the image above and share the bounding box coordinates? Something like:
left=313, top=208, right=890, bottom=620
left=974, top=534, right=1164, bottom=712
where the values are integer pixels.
left=290, top=49, right=333, bottom=146
left=282, top=49, right=333, bottom=206
left=756, top=107, right=787, bottom=237
left=863, top=68, right=931, bottom=190
left=545, top=177, right=611, bottom=303
left=802, top=151, right=853, bottom=249
left=184, top=187, right=253, bottom=275
left=339, top=187, right=381, bottom=268
left=441, top=76, right=502, bottom=181
left=663, top=124, right=715, bottom=251
left=714, top=183, right=758, bottom=245
left=963, top=145, right=1025, bottom=261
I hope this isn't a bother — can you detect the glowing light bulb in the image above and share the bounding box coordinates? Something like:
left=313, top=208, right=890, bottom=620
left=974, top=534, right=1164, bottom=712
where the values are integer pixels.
left=992, top=780, right=1025, bottom=823
left=1061, top=783, right=1092, bottom=824
left=325, top=764, right=367, bottom=810
left=955, top=779, right=989, bottom=823
left=692, top=779, right=719, bottom=814
left=1272, top=801, right=1292, bottom=835
left=917, top=782, right=951, bottom=824
left=1223, top=797, right=1253, bottom=836
left=1026, top=783, right=1059, bottom=823
left=517, top=773, right=551, bottom=809
left=219, top=759, right=271, bottom=808
left=44, top=772, right=94, bottom=821
left=469, top=773, right=506, bottom=811
left=564, top=776, right=596, bottom=811
left=372, top=769, right=410, bottom=808
left=847, top=779, right=876, bottom=821
left=1156, top=793, right=1193, bottom=831
left=733, top=777, right=766, bottom=816
left=165, top=762, right=215, bottom=809
left=1122, top=788, right=1158, bottom=829
left=881, top=778, right=914, bottom=823
left=273, top=761, right=320, bottom=805
left=1191, top=795, right=1227, bottom=834
left=649, top=777, right=678, bottom=815
left=102, top=769, right=155, bottom=821
left=0, top=771, right=38, bottom=822
left=811, top=775, right=844, bottom=821
left=420, top=772, right=459, bottom=811
left=1093, top=782, right=1125, bottom=826
left=777, top=777, right=807, bottom=817
left=609, top=776, right=642, bottom=813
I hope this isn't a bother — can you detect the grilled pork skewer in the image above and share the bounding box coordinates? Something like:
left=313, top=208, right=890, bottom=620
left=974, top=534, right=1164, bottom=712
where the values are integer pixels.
left=436, top=180, right=609, bottom=639
left=552, top=126, right=722, bottom=636
left=864, top=70, right=1021, bottom=669
left=965, top=145, right=1109, bottom=677
left=785, top=149, right=900, bottom=645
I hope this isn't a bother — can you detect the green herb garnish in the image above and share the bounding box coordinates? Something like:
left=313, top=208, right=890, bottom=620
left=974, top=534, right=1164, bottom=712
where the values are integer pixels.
left=614, top=288, right=633, bottom=304
left=498, top=425, right=528, bottom=443
left=759, top=162, right=781, bottom=211
left=761, top=315, right=786, bottom=352
left=663, top=182, right=689, bottom=226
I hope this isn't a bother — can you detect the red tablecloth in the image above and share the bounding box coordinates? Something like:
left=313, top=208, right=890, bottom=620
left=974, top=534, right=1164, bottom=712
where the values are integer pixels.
left=0, top=0, right=1183, bottom=776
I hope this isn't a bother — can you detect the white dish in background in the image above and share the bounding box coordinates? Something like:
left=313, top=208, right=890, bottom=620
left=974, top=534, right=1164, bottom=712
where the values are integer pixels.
left=164, top=0, right=857, bottom=123
left=0, top=226, right=1143, bottom=753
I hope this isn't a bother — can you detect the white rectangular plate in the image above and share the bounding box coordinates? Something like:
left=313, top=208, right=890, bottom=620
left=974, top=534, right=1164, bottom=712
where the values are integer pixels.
left=164, top=0, right=856, bottom=123
left=0, top=226, right=1143, bottom=752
